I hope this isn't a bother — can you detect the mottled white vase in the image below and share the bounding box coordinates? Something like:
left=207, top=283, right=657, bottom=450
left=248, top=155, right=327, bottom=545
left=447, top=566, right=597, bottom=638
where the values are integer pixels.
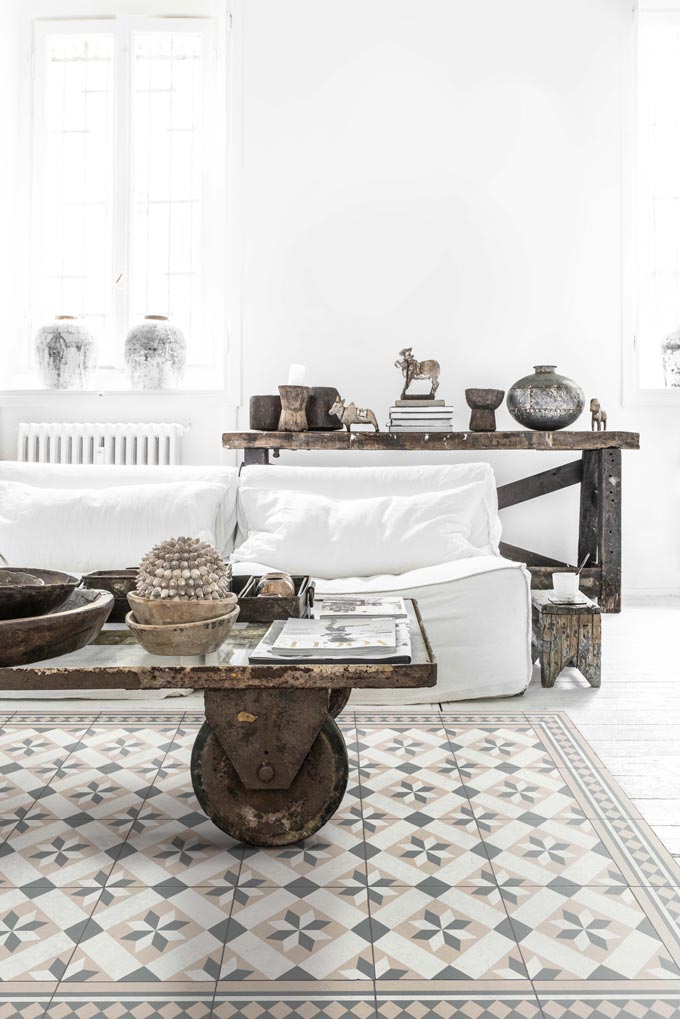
left=124, top=315, right=186, bottom=390
left=34, top=316, right=97, bottom=389
left=662, top=328, right=680, bottom=387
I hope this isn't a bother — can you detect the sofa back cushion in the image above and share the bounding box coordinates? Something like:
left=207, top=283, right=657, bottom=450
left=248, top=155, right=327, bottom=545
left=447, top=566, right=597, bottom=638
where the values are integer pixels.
left=0, top=480, right=230, bottom=574
left=237, top=463, right=501, bottom=561
left=233, top=473, right=500, bottom=579
left=0, top=462, right=239, bottom=554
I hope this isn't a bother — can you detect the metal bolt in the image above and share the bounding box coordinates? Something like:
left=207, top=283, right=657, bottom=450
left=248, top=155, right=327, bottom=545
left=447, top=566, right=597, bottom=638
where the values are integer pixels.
left=258, top=762, right=275, bottom=783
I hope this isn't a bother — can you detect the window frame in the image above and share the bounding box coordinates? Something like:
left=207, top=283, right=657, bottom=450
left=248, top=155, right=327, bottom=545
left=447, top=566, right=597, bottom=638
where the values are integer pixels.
left=624, top=3, right=680, bottom=405
left=5, top=0, right=236, bottom=397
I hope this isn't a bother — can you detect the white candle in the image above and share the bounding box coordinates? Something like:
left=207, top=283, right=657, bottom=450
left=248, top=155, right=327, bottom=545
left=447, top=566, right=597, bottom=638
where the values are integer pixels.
left=287, top=363, right=306, bottom=385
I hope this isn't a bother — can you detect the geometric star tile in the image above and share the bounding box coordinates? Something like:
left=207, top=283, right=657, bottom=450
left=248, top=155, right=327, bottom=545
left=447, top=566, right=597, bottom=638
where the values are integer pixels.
left=359, top=766, right=468, bottom=818
left=64, top=725, right=182, bottom=777
left=478, top=812, right=628, bottom=886
left=240, top=820, right=367, bottom=887
left=461, top=766, right=577, bottom=820
left=0, top=886, right=94, bottom=981
left=60, top=885, right=231, bottom=983
left=36, top=767, right=153, bottom=821
left=370, top=885, right=528, bottom=980
left=221, top=885, right=375, bottom=980
left=0, top=726, right=89, bottom=779
left=357, top=726, right=454, bottom=772
left=500, top=884, right=680, bottom=980
left=108, top=814, right=241, bottom=887
left=364, top=811, right=495, bottom=888
left=0, top=808, right=128, bottom=887
left=446, top=725, right=555, bottom=773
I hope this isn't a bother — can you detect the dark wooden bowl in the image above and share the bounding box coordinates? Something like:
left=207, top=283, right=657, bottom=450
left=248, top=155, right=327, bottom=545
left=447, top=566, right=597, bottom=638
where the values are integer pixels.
left=0, top=588, right=114, bottom=667
left=0, top=568, right=81, bottom=621
left=83, top=570, right=137, bottom=623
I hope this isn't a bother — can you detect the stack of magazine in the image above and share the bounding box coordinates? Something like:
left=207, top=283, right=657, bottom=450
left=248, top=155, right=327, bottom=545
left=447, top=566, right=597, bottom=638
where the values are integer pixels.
left=249, top=596, right=412, bottom=664
left=387, top=399, right=454, bottom=432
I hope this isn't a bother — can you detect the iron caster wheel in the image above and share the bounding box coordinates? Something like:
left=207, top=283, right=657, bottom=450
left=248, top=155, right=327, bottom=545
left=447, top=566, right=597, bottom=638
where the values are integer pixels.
left=328, top=688, right=351, bottom=717
left=191, top=715, right=349, bottom=847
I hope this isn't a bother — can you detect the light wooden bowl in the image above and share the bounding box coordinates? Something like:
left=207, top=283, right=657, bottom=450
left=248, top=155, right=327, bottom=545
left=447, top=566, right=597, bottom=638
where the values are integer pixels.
left=126, top=604, right=240, bottom=656
left=128, top=591, right=237, bottom=626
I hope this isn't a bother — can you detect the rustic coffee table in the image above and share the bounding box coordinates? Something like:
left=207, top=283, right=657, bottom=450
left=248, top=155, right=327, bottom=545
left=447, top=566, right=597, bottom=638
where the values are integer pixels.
left=0, top=599, right=435, bottom=847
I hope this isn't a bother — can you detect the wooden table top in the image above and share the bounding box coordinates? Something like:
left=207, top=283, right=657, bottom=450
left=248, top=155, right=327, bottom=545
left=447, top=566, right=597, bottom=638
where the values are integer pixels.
left=222, top=430, right=640, bottom=452
left=0, top=601, right=436, bottom=692
left=531, top=590, right=600, bottom=614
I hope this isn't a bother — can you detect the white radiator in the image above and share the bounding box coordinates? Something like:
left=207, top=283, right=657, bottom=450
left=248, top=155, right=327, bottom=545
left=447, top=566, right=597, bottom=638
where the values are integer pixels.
left=17, top=422, right=185, bottom=466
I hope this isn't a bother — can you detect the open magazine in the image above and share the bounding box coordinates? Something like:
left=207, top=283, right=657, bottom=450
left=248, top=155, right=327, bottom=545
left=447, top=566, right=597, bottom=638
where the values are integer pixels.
left=249, top=618, right=412, bottom=665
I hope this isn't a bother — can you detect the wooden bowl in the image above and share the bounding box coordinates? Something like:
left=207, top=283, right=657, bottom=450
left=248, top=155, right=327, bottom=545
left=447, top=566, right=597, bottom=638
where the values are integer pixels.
left=83, top=570, right=137, bottom=623
left=0, top=568, right=81, bottom=621
left=0, top=588, right=114, bottom=667
left=126, top=604, right=240, bottom=656
left=128, top=591, right=238, bottom=626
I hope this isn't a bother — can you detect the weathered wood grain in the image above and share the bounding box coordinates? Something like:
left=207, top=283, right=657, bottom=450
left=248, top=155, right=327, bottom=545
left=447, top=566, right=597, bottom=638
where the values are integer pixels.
left=532, top=591, right=601, bottom=688
left=497, top=459, right=583, bottom=509
left=224, top=430, right=640, bottom=452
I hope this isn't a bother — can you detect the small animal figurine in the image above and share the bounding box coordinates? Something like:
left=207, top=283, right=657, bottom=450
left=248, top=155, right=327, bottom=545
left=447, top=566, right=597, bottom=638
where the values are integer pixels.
left=590, top=398, right=607, bottom=431
left=395, top=347, right=441, bottom=399
left=329, top=396, right=380, bottom=432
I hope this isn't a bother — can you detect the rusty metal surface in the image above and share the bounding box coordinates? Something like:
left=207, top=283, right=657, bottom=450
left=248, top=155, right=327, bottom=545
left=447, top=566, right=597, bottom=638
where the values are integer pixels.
left=204, top=688, right=328, bottom=790
left=0, top=600, right=435, bottom=691
left=328, top=688, right=351, bottom=717
left=191, top=715, right=348, bottom=847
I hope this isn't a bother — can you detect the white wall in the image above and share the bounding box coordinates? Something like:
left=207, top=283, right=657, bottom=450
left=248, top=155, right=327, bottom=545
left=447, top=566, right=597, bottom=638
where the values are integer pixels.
left=1, top=0, right=678, bottom=595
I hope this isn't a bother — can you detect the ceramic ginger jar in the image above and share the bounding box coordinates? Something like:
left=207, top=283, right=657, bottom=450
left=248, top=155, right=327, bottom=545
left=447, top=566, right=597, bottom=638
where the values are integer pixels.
left=34, top=316, right=97, bottom=389
left=124, top=315, right=186, bottom=390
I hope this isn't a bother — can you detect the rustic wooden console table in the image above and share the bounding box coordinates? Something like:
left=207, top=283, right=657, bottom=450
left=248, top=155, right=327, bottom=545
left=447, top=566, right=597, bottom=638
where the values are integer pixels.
left=222, top=430, right=640, bottom=613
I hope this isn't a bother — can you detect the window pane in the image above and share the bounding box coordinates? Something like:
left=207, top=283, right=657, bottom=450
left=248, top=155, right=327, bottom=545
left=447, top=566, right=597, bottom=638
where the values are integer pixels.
left=37, top=33, right=115, bottom=360
left=638, top=20, right=680, bottom=387
left=129, top=31, right=205, bottom=363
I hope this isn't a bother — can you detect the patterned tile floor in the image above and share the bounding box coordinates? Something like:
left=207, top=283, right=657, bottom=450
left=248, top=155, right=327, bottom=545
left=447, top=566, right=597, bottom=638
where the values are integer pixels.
left=0, top=710, right=679, bottom=1018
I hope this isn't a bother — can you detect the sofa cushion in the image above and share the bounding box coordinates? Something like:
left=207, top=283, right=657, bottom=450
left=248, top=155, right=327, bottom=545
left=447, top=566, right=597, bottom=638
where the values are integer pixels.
left=237, top=463, right=501, bottom=554
left=0, top=479, right=229, bottom=574
left=232, top=482, right=494, bottom=579
left=0, top=462, right=239, bottom=554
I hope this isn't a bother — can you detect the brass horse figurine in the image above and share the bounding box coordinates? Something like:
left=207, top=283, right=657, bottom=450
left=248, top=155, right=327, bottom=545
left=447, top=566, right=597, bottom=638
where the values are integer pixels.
left=395, top=347, right=441, bottom=399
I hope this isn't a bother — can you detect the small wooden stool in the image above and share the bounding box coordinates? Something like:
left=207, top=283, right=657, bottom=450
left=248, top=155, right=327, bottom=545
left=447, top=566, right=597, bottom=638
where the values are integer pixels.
left=531, top=591, right=601, bottom=688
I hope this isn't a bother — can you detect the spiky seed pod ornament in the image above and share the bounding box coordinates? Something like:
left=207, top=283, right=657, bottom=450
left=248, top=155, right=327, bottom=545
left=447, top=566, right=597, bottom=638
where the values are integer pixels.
left=136, top=536, right=232, bottom=601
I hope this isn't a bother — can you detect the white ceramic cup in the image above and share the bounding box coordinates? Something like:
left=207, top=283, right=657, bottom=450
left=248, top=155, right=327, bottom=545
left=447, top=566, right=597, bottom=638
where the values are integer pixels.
left=552, top=571, right=580, bottom=600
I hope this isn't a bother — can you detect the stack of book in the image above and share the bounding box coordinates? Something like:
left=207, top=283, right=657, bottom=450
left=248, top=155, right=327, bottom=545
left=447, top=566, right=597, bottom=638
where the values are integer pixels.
left=387, top=399, right=453, bottom=432
left=249, top=597, right=412, bottom=664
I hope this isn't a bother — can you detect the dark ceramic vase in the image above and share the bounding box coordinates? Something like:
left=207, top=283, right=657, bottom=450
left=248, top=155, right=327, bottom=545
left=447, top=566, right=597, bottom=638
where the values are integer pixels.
left=506, top=365, right=584, bottom=431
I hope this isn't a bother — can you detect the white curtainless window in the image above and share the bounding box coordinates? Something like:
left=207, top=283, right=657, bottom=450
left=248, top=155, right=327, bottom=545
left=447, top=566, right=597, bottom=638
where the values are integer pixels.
left=636, top=9, right=680, bottom=392
left=29, top=13, right=226, bottom=384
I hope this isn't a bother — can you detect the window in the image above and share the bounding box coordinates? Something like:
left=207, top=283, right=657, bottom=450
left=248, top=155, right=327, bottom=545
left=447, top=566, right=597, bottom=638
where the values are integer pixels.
left=636, top=11, right=680, bottom=391
left=27, top=12, right=226, bottom=388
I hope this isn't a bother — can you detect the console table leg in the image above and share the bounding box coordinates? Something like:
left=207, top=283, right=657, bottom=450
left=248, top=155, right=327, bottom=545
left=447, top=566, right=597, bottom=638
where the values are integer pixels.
left=579, top=449, right=622, bottom=613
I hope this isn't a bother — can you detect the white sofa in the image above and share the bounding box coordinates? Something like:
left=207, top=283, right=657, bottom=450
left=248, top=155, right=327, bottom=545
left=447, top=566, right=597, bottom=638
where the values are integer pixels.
left=0, top=460, right=532, bottom=703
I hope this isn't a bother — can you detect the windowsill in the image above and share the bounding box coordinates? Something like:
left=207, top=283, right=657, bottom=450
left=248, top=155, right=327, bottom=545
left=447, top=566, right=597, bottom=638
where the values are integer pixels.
left=0, top=368, right=230, bottom=403
left=623, top=386, right=680, bottom=408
